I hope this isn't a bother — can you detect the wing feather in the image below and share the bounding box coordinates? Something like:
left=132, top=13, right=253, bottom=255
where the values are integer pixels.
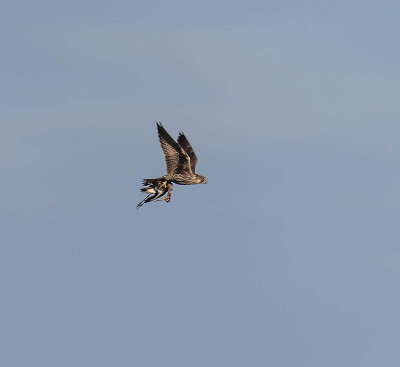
left=177, top=132, right=198, bottom=173
left=156, top=123, right=192, bottom=175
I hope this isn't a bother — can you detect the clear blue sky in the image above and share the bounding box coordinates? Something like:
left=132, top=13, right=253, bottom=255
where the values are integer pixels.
left=2, top=1, right=400, bottom=366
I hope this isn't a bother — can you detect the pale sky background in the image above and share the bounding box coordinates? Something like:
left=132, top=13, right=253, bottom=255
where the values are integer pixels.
left=1, top=1, right=400, bottom=366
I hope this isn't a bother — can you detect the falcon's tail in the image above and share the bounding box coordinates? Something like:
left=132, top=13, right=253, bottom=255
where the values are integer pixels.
left=142, top=177, right=166, bottom=186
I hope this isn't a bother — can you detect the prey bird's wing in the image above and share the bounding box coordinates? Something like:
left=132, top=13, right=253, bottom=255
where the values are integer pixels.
left=177, top=132, right=198, bottom=173
left=157, top=123, right=192, bottom=175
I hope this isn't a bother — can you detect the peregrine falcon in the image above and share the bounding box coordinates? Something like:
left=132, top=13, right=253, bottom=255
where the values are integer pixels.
left=137, top=123, right=207, bottom=208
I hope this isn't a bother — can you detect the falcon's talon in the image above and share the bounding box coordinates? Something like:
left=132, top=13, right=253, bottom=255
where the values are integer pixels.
left=155, top=196, right=171, bottom=203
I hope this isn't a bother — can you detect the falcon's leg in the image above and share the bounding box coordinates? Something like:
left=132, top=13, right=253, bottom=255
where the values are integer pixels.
left=156, top=182, right=173, bottom=203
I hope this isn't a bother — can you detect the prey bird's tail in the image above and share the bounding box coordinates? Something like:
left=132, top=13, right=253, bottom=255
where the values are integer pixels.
left=137, top=194, right=154, bottom=209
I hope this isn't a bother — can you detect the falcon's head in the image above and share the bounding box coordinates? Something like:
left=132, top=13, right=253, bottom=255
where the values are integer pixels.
left=195, top=174, right=208, bottom=184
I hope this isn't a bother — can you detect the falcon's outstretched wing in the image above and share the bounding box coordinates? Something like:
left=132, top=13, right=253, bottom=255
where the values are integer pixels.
left=156, top=123, right=192, bottom=175
left=177, top=132, right=198, bottom=173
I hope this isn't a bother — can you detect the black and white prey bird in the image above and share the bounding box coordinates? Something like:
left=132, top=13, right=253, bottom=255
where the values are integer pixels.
left=136, top=179, right=173, bottom=209
left=137, top=122, right=207, bottom=208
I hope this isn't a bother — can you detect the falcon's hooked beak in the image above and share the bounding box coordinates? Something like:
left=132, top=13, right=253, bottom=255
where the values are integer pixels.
left=203, top=177, right=208, bottom=184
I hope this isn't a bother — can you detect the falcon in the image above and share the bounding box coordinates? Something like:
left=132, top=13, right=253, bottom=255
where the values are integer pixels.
left=137, top=122, right=207, bottom=208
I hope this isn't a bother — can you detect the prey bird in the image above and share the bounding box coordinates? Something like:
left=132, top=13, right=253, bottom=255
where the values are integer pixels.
left=136, top=179, right=173, bottom=209
left=137, top=122, right=207, bottom=208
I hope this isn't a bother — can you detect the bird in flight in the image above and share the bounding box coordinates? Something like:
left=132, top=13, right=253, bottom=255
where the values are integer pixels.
left=137, top=122, right=207, bottom=208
